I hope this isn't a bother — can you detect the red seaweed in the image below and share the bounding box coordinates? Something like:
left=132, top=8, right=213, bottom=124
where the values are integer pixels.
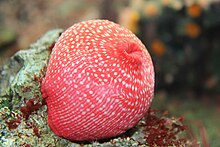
left=6, top=119, right=21, bottom=130
left=33, top=126, right=40, bottom=138
left=142, top=109, right=188, bottom=146
left=20, top=98, right=45, bottom=120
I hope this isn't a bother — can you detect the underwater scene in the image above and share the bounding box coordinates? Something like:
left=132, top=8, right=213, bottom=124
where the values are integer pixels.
left=0, top=0, right=219, bottom=146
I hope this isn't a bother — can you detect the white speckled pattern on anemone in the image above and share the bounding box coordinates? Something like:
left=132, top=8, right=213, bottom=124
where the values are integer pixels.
left=41, top=19, right=154, bottom=141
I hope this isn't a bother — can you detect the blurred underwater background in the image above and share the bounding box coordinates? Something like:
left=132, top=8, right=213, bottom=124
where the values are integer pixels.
left=0, top=0, right=220, bottom=146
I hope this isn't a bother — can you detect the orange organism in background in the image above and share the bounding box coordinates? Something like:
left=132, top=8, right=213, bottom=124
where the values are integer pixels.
left=185, top=22, right=201, bottom=38
left=187, top=3, right=202, bottom=18
left=151, top=40, right=166, bottom=57
left=144, top=2, right=159, bottom=17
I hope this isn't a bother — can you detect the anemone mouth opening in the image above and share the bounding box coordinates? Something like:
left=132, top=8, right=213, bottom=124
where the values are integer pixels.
left=124, top=42, right=143, bottom=62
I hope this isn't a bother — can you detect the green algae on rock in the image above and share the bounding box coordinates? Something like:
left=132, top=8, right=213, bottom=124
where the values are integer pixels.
left=0, top=29, right=63, bottom=107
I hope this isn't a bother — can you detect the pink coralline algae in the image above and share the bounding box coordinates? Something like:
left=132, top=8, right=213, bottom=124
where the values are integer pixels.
left=41, top=20, right=155, bottom=141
